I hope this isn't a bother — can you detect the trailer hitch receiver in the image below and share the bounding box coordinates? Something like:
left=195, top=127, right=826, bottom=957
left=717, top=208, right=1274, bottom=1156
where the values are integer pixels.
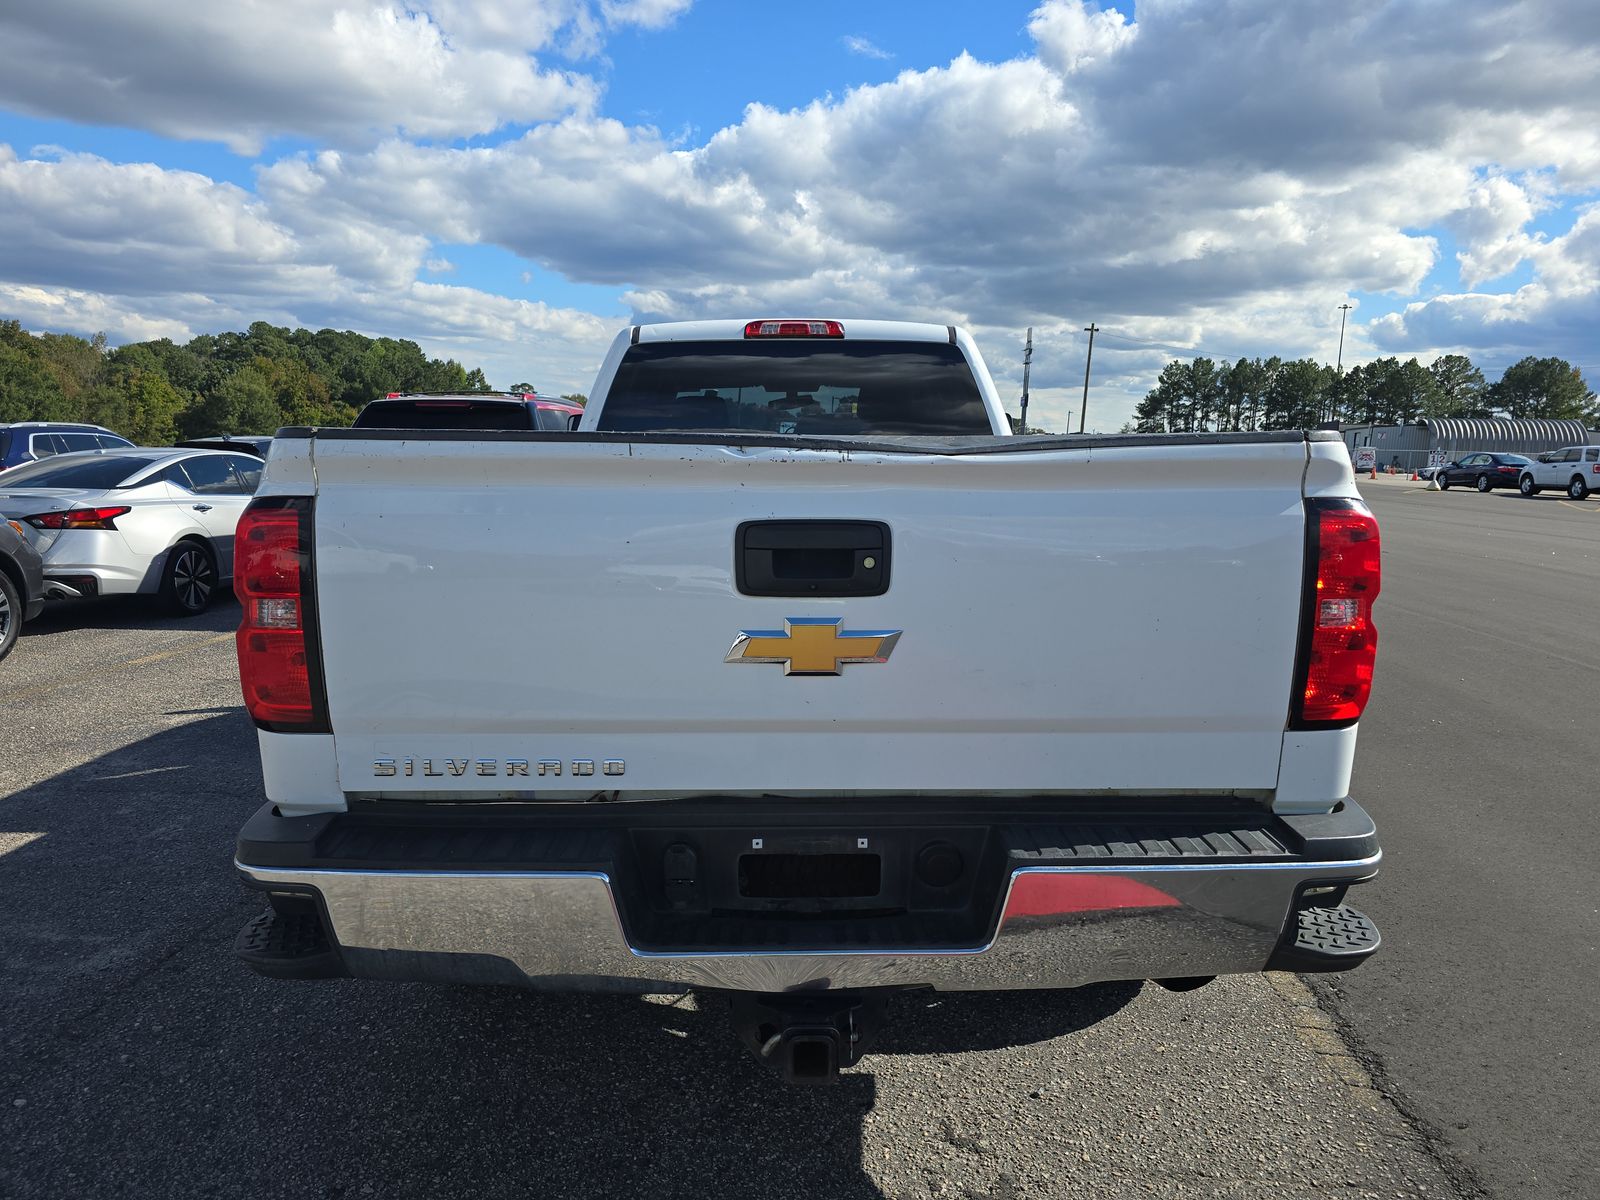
left=726, top=991, right=891, bottom=1084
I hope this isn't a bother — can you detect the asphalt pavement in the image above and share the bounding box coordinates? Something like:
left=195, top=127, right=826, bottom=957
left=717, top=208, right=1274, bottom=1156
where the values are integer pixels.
left=1325, top=478, right=1600, bottom=1200
left=4, top=482, right=1591, bottom=1198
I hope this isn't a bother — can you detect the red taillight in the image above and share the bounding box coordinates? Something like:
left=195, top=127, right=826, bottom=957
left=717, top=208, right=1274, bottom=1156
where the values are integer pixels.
left=743, top=319, right=845, bottom=338
left=414, top=400, right=471, bottom=409
left=1294, top=501, right=1381, bottom=726
left=235, top=499, right=325, bottom=730
left=25, top=505, right=132, bottom=530
left=1497, top=466, right=1517, bottom=473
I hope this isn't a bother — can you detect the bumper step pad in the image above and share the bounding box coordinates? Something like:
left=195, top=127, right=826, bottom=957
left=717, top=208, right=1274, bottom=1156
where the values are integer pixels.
left=235, top=909, right=347, bottom=980
left=1268, top=904, right=1381, bottom=973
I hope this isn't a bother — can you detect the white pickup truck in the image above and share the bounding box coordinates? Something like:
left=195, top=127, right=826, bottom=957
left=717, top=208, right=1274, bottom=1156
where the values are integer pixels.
left=232, top=318, right=1383, bottom=1082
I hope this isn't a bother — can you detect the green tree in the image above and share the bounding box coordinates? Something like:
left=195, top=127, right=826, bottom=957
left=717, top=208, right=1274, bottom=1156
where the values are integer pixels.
left=1134, top=362, right=1185, bottom=432
left=1487, top=356, right=1597, bottom=420
left=88, top=367, right=187, bottom=444
left=1262, top=359, right=1331, bottom=429
left=559, top=393, right=587, bottom=407
left=180, top=363, right=282, bottom=437
left=0, top=341, right=70, bottom=423
left=1426, top=354, right=1486, bottom=417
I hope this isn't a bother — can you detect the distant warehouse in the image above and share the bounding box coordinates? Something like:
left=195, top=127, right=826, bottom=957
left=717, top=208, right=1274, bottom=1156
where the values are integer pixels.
left=1341, top=417, right=1593, bottom=473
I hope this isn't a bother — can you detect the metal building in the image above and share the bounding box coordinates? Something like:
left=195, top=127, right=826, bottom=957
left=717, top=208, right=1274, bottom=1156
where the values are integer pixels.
left=1342, top=417, right=1592, bottom=473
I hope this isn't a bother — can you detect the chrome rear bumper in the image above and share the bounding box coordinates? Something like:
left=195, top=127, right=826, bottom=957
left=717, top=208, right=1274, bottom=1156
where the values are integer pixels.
left=237, top=850, right=1380, bottom=994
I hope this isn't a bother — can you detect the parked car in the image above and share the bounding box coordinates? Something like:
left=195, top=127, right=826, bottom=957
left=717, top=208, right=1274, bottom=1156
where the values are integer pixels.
left=175, top=435, right=273, bottom=459
left=0, top=447, right=263, bottom=615
left=1436, top=452, right=1531, bottom=491
left=1518, top=445, right=1600, bottom=499
left=352, top=392, right=584, bottom=431
left=0, top=422, right=134, bottom=473
left=0, top=516, right=47, bottom=662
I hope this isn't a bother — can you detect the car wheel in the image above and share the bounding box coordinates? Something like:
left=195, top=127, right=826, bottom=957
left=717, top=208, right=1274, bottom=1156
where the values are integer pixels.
left=160, top=541, right=218, bottom=616
left=1519, top=475, right=1539, bottom=497
left=1475, top=474, right=1491, bottom=492
left=0, top=570, right=21, bottom=663
left=1438, top=475, right=1450, bottom=490
left=1571, top=476, right=1591, bottom=501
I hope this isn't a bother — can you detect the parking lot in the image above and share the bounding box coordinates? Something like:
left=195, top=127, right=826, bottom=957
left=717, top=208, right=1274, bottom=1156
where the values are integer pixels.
left=1, top=476, right=1595, bottom=1199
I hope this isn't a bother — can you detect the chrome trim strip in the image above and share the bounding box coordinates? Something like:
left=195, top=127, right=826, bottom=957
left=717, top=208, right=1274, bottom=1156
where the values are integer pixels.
left=237, top=852, right=1380, bottom=993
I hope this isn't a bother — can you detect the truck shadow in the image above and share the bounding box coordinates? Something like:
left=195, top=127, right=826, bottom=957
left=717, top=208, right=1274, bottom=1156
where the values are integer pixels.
left=20, top=593, right=240, bottom=635
left=0, top=713, right=1135, bottom=1200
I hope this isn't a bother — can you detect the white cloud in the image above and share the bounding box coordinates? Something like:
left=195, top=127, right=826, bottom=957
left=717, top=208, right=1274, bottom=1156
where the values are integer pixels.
left=842, top=36, right=893, bottom=61
left=5, top=0, right=1600, bottom=428
left=1028, top=0, right=1134, bottom=74
left=0, top=147, right=622, bottom=393
left=600, top=0, right=693, bottom=29
left=1370, top=205, right=1600, bottom=377
left=0, top=1, right=698, bottom=152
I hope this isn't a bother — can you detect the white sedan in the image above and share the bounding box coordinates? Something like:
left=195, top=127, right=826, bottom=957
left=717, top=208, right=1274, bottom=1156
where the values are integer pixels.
left=0, top=447, right=263, bottom=615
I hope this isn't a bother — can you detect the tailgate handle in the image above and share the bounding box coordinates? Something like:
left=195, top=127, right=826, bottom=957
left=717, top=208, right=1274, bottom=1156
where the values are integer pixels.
left=736, top=521, right=890, bottom=597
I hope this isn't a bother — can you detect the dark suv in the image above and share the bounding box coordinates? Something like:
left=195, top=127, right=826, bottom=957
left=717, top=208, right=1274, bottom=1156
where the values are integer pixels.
left=0, top=422, right=135, bottom=473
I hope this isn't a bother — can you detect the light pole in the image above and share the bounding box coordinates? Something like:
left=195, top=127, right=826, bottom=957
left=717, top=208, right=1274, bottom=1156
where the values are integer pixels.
left=1018, top=327, right=1032, bottom=434
left=1079, top=323, right=1098, bottom=434
left=1333, top=303, right=1353, bottom=426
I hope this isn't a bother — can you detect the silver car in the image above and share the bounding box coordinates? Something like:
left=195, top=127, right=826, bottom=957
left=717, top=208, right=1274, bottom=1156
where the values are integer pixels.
left=0, top=448, right=263, bottom=615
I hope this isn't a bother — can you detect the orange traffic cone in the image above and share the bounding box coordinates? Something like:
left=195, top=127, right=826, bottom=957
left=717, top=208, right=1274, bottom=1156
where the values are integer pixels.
left=1410, top=470, right=1419, bottom=481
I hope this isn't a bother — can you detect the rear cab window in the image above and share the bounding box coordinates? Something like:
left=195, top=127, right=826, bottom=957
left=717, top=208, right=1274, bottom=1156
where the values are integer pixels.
left=353, top=399, right=535, bottom=430
left=596, top=340, right=992, bottom=435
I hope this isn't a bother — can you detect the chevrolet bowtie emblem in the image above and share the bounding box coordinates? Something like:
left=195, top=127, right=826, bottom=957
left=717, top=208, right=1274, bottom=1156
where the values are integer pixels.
left=725, top=618, right=902, bottom=676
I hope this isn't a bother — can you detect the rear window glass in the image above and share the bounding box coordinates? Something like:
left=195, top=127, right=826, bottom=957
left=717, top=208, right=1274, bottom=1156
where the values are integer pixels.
left=353, top=400, right=534, bottom=430
left=597, top=340, right=992, bottom=435
left=1499, top=454, right=1530, bottom=464
left=0, top=454, right=161, bottom=489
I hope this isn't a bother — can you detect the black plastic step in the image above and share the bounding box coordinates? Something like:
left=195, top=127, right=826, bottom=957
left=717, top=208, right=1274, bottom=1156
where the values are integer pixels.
left=235, top=909, right=347, bottom=980
left=1004, top=819, right=1294, bottom=863
left=1267, top=904, right=1381, bottom=973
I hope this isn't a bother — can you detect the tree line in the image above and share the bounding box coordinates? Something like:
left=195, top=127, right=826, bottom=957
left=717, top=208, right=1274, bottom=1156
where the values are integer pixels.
left=1129, top=353, right=1598, bottom=433
left=0, top=320, right=499, bottom=444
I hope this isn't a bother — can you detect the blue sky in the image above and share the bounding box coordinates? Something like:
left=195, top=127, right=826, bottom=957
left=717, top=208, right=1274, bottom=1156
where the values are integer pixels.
left=1, top=0, right=1597, bottom=431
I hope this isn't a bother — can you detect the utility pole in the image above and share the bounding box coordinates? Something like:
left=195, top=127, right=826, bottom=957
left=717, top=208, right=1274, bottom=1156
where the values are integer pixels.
left=1079, top=322, right=1098, bottom=434
left=1333, top=302, right=1353, bottom=426
left=1018, top=327, right=1033, bottom=434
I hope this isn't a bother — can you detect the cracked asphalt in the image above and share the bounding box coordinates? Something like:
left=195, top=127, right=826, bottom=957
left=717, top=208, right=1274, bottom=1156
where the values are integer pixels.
left=5, top=481, right=1588, bottom=1200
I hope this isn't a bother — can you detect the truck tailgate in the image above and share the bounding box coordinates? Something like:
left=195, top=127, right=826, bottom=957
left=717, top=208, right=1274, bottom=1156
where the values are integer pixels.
left=306, top=436, right=1311, bottom=797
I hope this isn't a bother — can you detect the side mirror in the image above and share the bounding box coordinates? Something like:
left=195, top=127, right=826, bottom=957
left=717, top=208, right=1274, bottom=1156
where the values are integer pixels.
left=567, top=413, right=583, bottom=432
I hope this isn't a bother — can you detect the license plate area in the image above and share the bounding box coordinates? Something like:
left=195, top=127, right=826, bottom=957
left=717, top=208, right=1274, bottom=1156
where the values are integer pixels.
left=739, top=852, right=881, bottom=899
